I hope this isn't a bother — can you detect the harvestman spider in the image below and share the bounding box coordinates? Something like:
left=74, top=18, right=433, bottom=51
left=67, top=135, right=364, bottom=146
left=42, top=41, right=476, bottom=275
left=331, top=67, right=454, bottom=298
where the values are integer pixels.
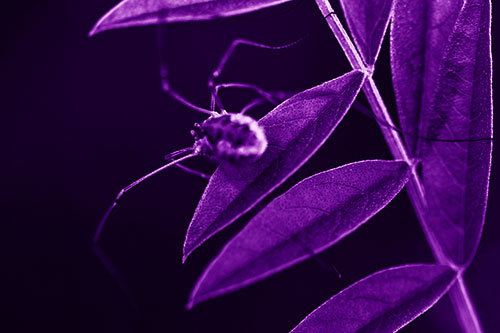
left=93, top=28, right=304, bottom=251
left=90, top=30, right=309, bottom=325
left=92, top=21, right=491, bottom=309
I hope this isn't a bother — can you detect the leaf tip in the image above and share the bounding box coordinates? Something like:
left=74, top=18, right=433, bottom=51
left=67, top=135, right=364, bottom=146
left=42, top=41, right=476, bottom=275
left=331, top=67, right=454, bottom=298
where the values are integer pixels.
left=183, top=227, right=213, bottom=263
left=88, top=13, right=111, bottom=37
left=88, top=25, right=101, bottom=37
left=184, top=298, right=195, bottom=311
left=182, top=242, right=196, bottom=264
left=186, top=279, right=205, bottom=310
left=88, top=0, right=126, bottom=37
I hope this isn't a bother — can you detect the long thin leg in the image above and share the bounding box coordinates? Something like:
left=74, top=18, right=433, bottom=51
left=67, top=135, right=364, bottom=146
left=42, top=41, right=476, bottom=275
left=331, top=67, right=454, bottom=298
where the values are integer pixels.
left=168, top=162, right=211, bottom=180
left=211, top=82, right=296, bottom=112
left=208, top=37, right=304, bottom=111
left=92, top=148, right=195, bottom=331
left=157, top=25, right=217, bottom=116
left=165, top=157, right=211, bottom=180
left=93, top=246, right=146, bottom=332
left=240, top=98, right=267, bottom=114
left=210, top=38, right=304, bottom=82
left=214, top=82, right=280, bottom=104
left=162, top=147, right=211, bottom=179
left=93, top=148, right=197, bottom=245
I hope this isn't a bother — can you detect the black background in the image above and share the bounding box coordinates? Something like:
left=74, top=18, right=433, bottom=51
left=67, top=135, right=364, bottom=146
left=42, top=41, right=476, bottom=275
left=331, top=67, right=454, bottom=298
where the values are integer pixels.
left=4, top=0, right=499, bottom=332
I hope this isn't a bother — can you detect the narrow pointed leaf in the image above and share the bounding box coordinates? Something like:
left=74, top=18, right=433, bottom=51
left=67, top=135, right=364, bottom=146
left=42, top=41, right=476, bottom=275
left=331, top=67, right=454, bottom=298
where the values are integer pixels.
left=183, top=71, right=366, bottom=261
left=187, top=160, right=411, bottom=308
left=89, top=0, right=293, bottom=36
left=390, top=0, right=463, bottom=154
left=291, top=264, right=457, bottom=332
left=339, top=0, right=394, bottom=66
left=418, top=0, right=492, bottom=267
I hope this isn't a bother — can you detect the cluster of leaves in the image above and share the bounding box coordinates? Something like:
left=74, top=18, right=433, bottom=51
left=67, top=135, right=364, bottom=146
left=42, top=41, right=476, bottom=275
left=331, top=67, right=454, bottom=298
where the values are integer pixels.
left=91, top=0, right=492, bottom=331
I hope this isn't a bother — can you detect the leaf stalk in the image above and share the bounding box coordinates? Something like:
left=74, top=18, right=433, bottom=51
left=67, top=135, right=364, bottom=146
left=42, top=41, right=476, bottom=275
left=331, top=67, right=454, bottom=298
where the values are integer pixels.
left=314, top=0, right=483, bottom=331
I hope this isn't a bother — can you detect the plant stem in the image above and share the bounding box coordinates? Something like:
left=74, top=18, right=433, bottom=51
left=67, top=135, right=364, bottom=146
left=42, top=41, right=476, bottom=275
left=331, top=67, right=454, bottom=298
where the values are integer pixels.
left=313, top=0, right=441, bottom=262
left=314, top=0, right=483, bottom=331
left=449, top=275, right=484, bottom=332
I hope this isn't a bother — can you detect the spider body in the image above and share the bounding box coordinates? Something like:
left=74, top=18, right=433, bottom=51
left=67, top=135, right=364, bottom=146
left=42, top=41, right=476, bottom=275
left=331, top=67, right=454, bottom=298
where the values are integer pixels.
left=91, top=34, right=303, bottom=313
left=192, top=112, right=268, bottom=163
left=94, top=36, right=280, bottom=250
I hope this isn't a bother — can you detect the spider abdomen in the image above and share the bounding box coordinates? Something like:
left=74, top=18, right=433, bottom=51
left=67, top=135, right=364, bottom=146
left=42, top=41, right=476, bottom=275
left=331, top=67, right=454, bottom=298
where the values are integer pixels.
left=192, top=113, right=267, bottom=163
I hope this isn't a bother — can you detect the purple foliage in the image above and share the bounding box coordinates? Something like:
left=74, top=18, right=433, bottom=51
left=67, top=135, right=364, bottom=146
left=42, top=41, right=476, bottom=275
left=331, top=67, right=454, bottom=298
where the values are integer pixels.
left=89, top=0, right=493, bottom=330
left=291, top=264, right=457, bottom=332
left=390, top=0, right=463, bottom=155
left=89, top=0, right=294, bottom=36
left=183, top=71, right=365, bottom=261
left=392, top=0, right=492, bottom=267
left=339, top=0, right=394, bottom=66
left=187, top=160, right=411, bottom=308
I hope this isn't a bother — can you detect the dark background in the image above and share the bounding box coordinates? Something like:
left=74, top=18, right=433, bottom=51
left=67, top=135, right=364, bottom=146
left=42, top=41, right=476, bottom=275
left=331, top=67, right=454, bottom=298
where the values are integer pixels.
left=4, top=0, right=499, bottom=332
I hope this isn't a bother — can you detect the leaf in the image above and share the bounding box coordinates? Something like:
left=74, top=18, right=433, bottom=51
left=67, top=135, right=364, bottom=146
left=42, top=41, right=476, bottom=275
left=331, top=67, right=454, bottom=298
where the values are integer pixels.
left=418, top=0, right=492, bottom=267
left=187, top=160, right=411, bottom=308
left=183, top=71, right=366, bottom=261
left=291, top=264, right=457, bottom=332
left=390, top=0, right=463, bottom=154
left=339, top=0, right=394, bottom=66
left=89, top=0, right=293, bottom=36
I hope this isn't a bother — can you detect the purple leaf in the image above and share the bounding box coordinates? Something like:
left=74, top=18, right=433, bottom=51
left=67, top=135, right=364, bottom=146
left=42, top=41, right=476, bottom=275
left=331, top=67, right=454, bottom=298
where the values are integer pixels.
left=183, top=71, right=366, bottom=261
left=89, top=0, right=293, bottom=36
left=418, top=0, right=492, bottom=267
left=390, top=0, right=463, bottom=154
left=291, top=264, right=457, bottom=332
left=339, top=0, right=394, bottom=66
left=187, top=160, right=411, bottom=308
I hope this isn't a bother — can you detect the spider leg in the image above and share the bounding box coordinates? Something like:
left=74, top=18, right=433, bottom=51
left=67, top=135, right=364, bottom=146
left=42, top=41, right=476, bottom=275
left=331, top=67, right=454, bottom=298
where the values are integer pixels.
left=169, top=163, right=211, bottom=180
left=157, top=25, right=217, bottom=116
left=165, top=156, right=211, bottom=180
left=93, top=246, right=146, bottom=332
left=240, top=98, right=267, bottom=114
left=214, top=82, right=280, bottom=105
left=212, top=83, right=296, bottom=113
left=210, top=38, right=304, bottom=82
left=208, top=37, right=304, bottom=111
left=162, top=147, right=211, bottom=179
left=93, top=148, right=197, bottom=246
left=92, top=148, right=197, bottom=330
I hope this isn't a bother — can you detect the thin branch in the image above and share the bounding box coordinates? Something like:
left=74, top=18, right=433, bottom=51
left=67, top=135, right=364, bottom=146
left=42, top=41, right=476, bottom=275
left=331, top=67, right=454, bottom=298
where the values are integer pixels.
left=314, top=0, right=483, bottom=331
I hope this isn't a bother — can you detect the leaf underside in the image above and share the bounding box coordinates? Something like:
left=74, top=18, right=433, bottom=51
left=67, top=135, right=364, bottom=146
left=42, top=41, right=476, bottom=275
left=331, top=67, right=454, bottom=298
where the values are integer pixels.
left=340, top=0, right=394, bottom=66
left=417, top=0, right=492, bottom=267
left=392, top=0, right=492, bottom=267
left=182, top=71, right=366, bottom=262
left=291, top=264, right=457, bottom=333
left=390, top=0, right=463, bottom=154
left=89, top=0, right=294, bottom=36
left=187, top=160, right=411, bottom=308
